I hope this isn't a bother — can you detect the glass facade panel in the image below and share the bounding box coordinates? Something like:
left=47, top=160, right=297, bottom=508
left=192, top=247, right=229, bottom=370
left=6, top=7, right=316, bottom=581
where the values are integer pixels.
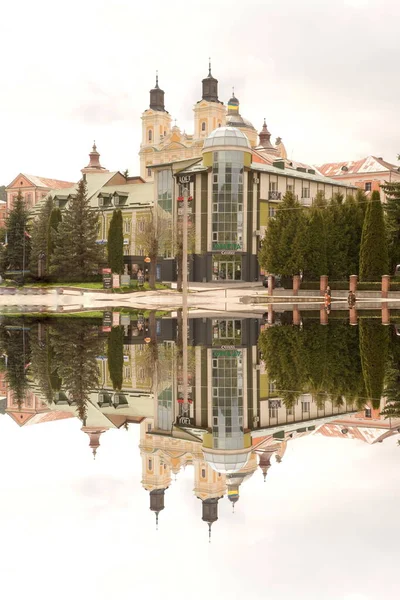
left=157, top=386, right=173, bottom=431
left=157, top=169, right=173, bottom=213
left=210, top=348, right=244, bottom=451
left=212, top=151, right=244, bottom=253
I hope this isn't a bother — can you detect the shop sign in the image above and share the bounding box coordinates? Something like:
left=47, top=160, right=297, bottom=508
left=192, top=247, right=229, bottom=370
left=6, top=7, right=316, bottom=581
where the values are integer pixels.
left=103, top=311, right=112, bottom=327
left=103, top=272, right=112, bottom=289
left=213, top=242, right=242, bottom=251
left=176, top=415, right=194, bottom=427
left=268, top=400, right=281, bottom=409
left=212, top=349, right=241, bottom=358
left=177, top=174, right=194, bottom=185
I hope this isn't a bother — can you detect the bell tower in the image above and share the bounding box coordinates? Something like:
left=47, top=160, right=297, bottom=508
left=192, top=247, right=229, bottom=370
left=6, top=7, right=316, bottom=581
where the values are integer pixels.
left=140, top=73, right=172, bottom=181
left=193, top=60, right=226, bottom=140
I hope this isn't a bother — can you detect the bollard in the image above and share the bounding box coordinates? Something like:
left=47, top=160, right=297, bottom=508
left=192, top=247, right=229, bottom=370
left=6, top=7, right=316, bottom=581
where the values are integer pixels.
left=349, top=307, right=358, bottom=326
left=268, top=275, right=275, bottom=296
left=382, top=304, right=390, bottom=325
left=349, top=275, right=358, bottom=294
left=382, top=275, right=390, bottom=299
left=320, top=307, right=328, bottom=325
left=293, top=275, right=300, bottom=297
left=293, top=305, right=301, bottom=326
left=320, top=275, right=328, bottom=296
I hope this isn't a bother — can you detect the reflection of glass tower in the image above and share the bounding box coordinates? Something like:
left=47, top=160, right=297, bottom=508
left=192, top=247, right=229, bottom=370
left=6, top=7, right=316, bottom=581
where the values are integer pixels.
left=202, top=346, right=252, bottom=474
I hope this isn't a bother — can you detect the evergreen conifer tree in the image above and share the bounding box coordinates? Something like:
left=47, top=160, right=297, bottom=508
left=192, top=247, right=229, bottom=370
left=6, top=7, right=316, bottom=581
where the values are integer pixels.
left=46, top=206, right=62, bottom=273
left=258, top=191, right=305, bottom=276
left=381, top=180, right=400, bottom=273
left=2, top=190, right=31, bottom=273
left=359, top=319, right=389, bottom=409
left=107, top=326, right=124, bottom=390
left=359, top=191, right=389, bottom=281
left=107, top=209, right=124, bottom=274
left=302, top=205, right=327, bottom=280
left=50, top=320, right=104, bottom=423
left=51, top=178, right=103, bottom=281
left=29, top=196, right=54, bottom=278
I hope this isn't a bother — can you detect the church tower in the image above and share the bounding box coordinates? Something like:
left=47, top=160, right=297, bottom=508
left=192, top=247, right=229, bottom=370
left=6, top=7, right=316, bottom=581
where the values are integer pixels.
left=193, top=60, right=226, bottom=140
left=139, top=73, right=172, bottom=181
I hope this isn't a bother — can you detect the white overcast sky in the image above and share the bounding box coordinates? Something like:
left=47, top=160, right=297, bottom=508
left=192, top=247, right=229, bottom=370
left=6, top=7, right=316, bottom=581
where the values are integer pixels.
left=0, top=414, right=399, bottom=600
left=1, top=0, right=399, bottom=186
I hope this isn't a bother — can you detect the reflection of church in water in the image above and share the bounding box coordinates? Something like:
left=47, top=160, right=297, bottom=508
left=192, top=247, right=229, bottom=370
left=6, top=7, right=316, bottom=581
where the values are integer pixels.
left=4, top=315, right=400, bottom=536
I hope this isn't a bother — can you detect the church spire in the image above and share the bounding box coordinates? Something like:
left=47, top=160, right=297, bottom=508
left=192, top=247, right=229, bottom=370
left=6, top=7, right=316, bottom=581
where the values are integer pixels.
left=149, top=72, right=166, bottom=112
left=150, top=488, right=166, bottom=529
left=258, top=119, right=275, bottom=150
left=81, top=142, right=108, bottom=174
left=202, top=58, right=219, bottom=103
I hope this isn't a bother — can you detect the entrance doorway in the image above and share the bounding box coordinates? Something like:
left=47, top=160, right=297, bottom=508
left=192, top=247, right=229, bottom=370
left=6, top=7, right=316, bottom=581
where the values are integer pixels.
left=212, top=255, right=242, bottom=281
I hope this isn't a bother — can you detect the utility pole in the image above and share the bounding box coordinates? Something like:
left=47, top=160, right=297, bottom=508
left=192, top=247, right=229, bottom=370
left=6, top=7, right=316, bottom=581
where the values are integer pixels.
left=182, top=185, right=189, bottom=413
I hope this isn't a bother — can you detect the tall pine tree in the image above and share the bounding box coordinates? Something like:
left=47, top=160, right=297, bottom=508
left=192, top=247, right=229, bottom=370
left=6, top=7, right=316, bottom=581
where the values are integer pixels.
left=107, top=326, right=124, bottom=390
left=258, top=191, right=305, bottom=276
left=381, top=180, right=400, bottom=274
left=2, top=190, right=31, bottom=273
left=359, top=191, right=389, bottom=281
left=107, top=209, right=124, bottom=274
left=47, top=206, right=62, bottom=273
left=29, top=196, right=54, bottom=278
left=51, top=178, right=103, bottom=281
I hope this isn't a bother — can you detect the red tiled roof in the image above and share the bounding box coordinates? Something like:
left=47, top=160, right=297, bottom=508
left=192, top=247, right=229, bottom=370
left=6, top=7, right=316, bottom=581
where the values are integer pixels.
left=316, top=156, right=400, bottom=178
left=24, top=175, right=75, bottom=189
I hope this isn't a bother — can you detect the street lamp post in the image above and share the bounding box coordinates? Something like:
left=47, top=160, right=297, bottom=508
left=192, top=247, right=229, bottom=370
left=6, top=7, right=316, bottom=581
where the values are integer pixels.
left=182, top=186, right=189, bottom=412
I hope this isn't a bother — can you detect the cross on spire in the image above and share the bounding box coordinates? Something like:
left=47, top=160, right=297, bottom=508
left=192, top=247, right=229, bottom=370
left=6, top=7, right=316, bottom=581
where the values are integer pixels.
left=208, top=57, right=212, bottom=76
left=155, top=70, right=159, bottom=88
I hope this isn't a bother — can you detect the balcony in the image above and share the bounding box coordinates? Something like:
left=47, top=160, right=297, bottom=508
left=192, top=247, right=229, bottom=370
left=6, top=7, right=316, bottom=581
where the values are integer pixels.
left=268, top=191, right=281, bottom=200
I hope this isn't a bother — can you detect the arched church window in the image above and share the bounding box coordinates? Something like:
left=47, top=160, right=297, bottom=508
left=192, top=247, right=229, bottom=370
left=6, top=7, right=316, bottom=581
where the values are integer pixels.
left=201, top=122, right=206, bottom=132
left=148, top=129, right=153, bottom=142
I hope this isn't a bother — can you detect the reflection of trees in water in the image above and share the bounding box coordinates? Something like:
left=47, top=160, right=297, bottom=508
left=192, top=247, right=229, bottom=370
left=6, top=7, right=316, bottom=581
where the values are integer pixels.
left=382, top=326, right=400, bottom=419
left=0, top=322, right=31, bottom=408
left=258, top=319, right=375, bottom=408
left=107, top=326, right=124, bottom=391
left=49, top=320, right=104, bottom=423
left=359, top=320, right=389, bottom=409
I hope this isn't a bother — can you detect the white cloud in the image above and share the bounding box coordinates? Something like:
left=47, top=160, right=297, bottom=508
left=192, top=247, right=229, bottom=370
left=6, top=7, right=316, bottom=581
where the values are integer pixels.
left=0, top=0, right=399, bottom=185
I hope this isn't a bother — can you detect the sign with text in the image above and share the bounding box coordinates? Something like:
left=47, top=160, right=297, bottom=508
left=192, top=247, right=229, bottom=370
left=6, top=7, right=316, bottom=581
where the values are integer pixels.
left=103, top=273, right=112, bottom=289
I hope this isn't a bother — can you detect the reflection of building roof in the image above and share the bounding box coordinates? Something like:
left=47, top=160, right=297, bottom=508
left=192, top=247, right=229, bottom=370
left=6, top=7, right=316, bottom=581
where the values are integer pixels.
left=203, top=126, right=251, bottom=150
left=316, top=156, right=400, bottom=178
left=317, top=423, right=397, bottom=444
left=202, top=447, right=252, bottom=474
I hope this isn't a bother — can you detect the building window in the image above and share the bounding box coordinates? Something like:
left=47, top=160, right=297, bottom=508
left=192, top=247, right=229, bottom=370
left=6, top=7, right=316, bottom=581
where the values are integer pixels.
left=124, top=220, right=131, bottom=233
left=157, top=169, right=173, bottom=213
left=269, top=205, right=276, bottom=218
left=301, top=401, right=310, bottom=412
left=287, top=184, right=294, bottom=192
left=212, top=150, right=244, bottom=252
left=269, top=181, right=277, bottom=192
left=137, top=219, right=146, bottom=233
left=201, top=468, right=206, bottom=478
left=147, top=167, right=152, bottom=177
left=302, top=188, right=310, bottom=199
left=148, top=459, right=153, bottom=470
left=201, top=121, right=206, bottom=132
left=148, top=129, right=152, bottom=142
left=147, top=423, right=152, bottom=432
left=365, top=182, right=372, bottom=192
